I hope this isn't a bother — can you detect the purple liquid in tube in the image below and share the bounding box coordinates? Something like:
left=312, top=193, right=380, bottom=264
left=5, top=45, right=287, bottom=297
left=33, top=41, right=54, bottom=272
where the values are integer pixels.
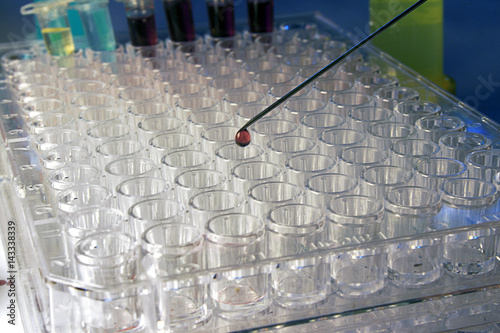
left=247, top=0, right=274, bottom=33
left=126, top=9, right=158, bottom=46
left=207, top=1, right=235, bottom=38
left=163, top=0, right=196, bottom=42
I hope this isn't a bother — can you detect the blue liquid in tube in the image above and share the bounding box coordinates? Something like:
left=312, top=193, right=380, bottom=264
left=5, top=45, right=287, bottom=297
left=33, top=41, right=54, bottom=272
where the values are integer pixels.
left=78, top=5, right=116, bottom=51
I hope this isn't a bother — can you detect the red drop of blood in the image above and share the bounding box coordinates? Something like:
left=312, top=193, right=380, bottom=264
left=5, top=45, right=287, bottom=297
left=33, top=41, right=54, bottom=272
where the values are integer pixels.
left=235, top=129, right=251, bottom=147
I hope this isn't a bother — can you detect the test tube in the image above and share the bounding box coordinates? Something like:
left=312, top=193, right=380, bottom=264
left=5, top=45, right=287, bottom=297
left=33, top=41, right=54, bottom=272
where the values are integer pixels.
left=30, top=129, right=82, bottom=152
left=215, top=143, right=265, bottom=174
left=439, top=177, right=498, bottom=229
left=162, top=0, right=196, bottom=42
left=64, top=206, right=125, bottom=259
left=58, top=67, right=99, bottom=91
left=175, top=169, right=227, bottom=204
left=327, top=195, right=384, bottom=248
left=21, top=0, right=76, bottom=56
left=305, top=173, right=359, bottom=210
left=100, top=62, right=140, bottom=80
left=17, top=85, right=61, bottom=105
left=116, top=176, right=171, bottom=215
left=267, top=136, right=318, bottom=168
left=205, top=213, right=271, bottom=319
left=118, top=87, right=163, bottom=111
left=153, top=68, right=196, bottom=95
left=283, top=98, right=328, bottom=124
left=87, top=122, right=131, bottom=149
left=74, top=232, right=140, bottom=331
left=222, top=90, right=266, bottom=115
left=280, top=54, right=325, bottom=76
left=56, top=184, right=112, bottom=218
left=128, top=102, right=172, bottom=130
left=268, top=83, right=312, bottom=103
left=240, top=59, right=281, bottom=80
left=338, top=146, right=389, bottom=179
left=47, top=164, right=101, bottom=204
left=12, top=71, right=56, bottom=91
left=413, top=157, right=467, bottom=192
left=165, top=82, right=208, bottom=106
left=267, top=204, right=329, bottom=308
left=439, top=132, right=492, bottom=163
left=231, top=161, right=283, bottom=195
left=78, top=106, right=124, bottom=133
left=189, top=189, right=245, bottom=231
left=249, top=119, right=300, bottom=147
left=26, top=112, right=75, bottom=135
left=348, top=106, right=394, bottom=132
left=161, top=149, right=213, bottom=184
left=187, top=110, right=234, bottom=138
left=144, top=56, right=182, bottom=81
left=149, top=132, right=197, bottom=162
left=298, top=64, right=335, bottom=83
left=109, top=74, right=152, bottom=98
left=330, top=92, right=374, bottom=118
left=70, top=93, right=116, bottom=119
left=75, top=231, right=138, bottom=286
left=210, top=77, right=252, bottom=100
left=206, top=0, right=235, bottom=38
left=312, top=78, right=354, bottom=102
left=104, top=157, right=158, bottom=193
left=248, top=181, right=304, bottom=219
left=214, top=37, right=249, bottom=58
left=22, top=98, right=66, bottom=120
left=467, top=149, right=500, bottom=183
left=121, top=0, right=158, bottom=47
left=247, top=0, right=274, bottom=34
left=40, top=145, right=92, bottom=171
left=319, top=128, right=366, bottom=158
left=354, top=73, right=399, bottom=96
left=367, top=122, right=417, bottom=151
left=384, top=186, right=443, bottom=287
left=390, top=138, right=440, bottom=170
left=286, top=153, right=336, bottom=188
left=374, top=87, right=420, bottom=110
left=140, top=223, right=211, bottom=330
left=415, top=115, right=466, bottom=143
left=63, top=79, right=107, bottom=109
left=175, top=96, right=220, bottom=121
left=253, top=71, right=296, bottom=94
left=359, top=165, right=413, bottom=201
left=330, top=246, right=387, bottom=297
left=72, top=0, right=116, bottom=52
left=337, top=61, right=380, bottom=83
left=236, top=103, right=281, bottom=127
left=129, top=198, right=185, bottom=239
left=394, top=100, right=441, bottom=125
left=201, top=125, right=240, bottom=152
left=95, top=139, right=146, bottom=169
left=300, top=113, right=346, bottom=140
left=439, top=178, right=498, bottom=276
left=137, top=115, right=185, bottom=145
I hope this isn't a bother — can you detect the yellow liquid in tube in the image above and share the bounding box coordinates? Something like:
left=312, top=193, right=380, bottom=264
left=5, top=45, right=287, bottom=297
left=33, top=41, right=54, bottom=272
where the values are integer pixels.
left=369, top=0, right=455, bottom=94
left=42, top=27, right=75, bottom=56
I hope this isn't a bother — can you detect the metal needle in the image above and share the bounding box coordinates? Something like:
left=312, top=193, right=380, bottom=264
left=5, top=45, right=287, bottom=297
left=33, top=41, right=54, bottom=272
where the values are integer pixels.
left=235, top=0, right=428, bottom=146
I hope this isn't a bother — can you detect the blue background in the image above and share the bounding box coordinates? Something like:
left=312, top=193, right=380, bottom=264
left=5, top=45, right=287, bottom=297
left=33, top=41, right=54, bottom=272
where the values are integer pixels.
left=2, top=0, right=499, bottom=122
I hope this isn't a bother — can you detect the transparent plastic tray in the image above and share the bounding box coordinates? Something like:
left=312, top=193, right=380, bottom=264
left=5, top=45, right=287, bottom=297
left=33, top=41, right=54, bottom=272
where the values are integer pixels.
left=1, top=11, right=500, bottom=333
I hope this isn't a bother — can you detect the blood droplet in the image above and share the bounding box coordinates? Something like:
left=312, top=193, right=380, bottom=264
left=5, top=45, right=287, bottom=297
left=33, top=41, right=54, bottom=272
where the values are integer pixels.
left=235, top=129, right=251, bottom=147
